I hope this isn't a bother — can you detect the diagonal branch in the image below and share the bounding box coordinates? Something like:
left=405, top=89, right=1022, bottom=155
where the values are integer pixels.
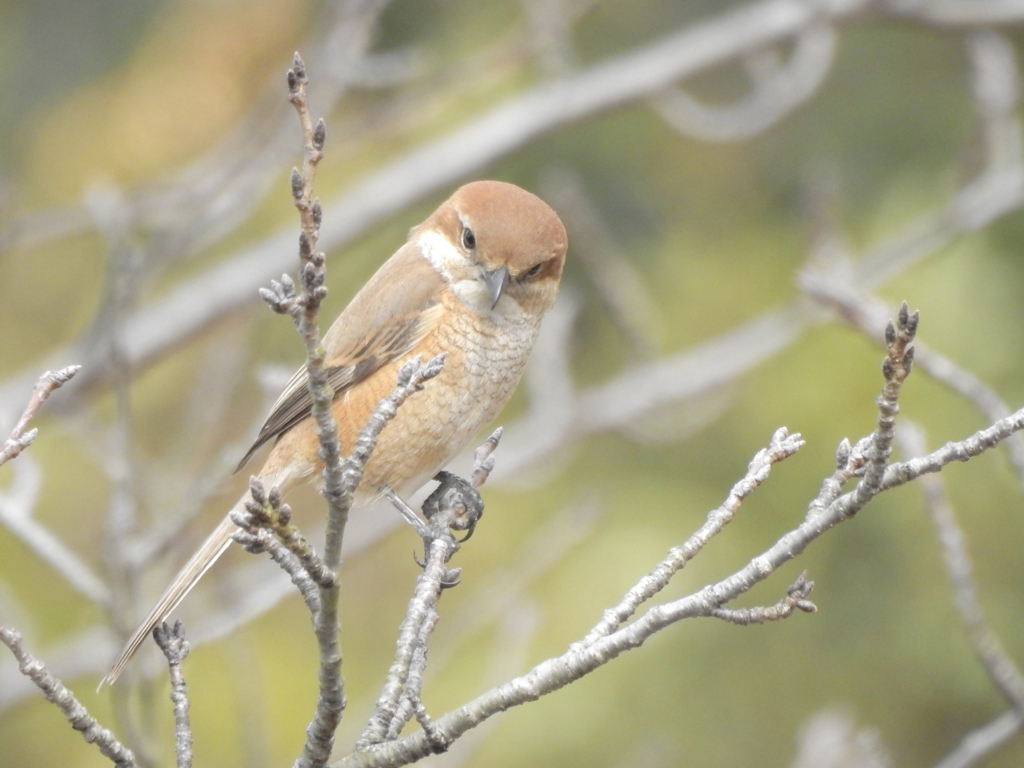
left=0, top=366, right=80, bottom=467
left=0, top=627, right=137, bottom=768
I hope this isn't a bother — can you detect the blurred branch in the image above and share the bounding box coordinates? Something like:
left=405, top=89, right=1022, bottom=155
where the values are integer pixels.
left=897, top=423, right=1024, bottom=765
left=495, top=302, right=811, bottom=481
left=652, top=21, right=837, bottom=142
left=967, top=31, right=1022, bottom=173
left=0, top=456, right=111, bottom=606
left=931, top=710, right=1024, bottom=768
left=539, top=169, right=662, bottom=358
left=498, top=22, right=1024, bottom=477
left=0, top=0, right=875, bottom=415
left=0, top=366, right=109, bottom=606
left=789, top=710, right=891, bottom=768
left=886, top=0, right=1024, bottom=26
left=3, top=0, right=1022, bottom=436
left=0, top=0, right=397, bottom=267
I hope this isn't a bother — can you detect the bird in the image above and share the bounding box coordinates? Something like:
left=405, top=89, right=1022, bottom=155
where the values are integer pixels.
left=101, top=180, right=568, bottom=686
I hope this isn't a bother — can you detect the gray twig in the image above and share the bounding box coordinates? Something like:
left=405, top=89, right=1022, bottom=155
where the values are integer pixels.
left=0, top=626, right=136, bottom=768
left=358, top=431, right=500, bottom=750
left=930, top=710, right=1024, bottom=768
left=0, top=366, right=80, bottom=467
left=803, top=272, right=1024, bottom=494
left=898, top=423, right=1024, bottom=763
left=153, top=621, right=193, bottom=768
left=334, top=400, right=1024, bottom=767
left=333, top=307, right=1024, bottom=768
left=709, top=572, right=817, bottom=625
left=834, top=302, right=917, bottom=517
left=270, top=52, right=347, bottom=768
left=575, top=426, right=805, bottom=648
left=231, top=478, right=327, bottom=615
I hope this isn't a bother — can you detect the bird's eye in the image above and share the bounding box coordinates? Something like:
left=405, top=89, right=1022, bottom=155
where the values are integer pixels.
left=523, top=263, right=544, bottom=279
left=462, top=227, right=476, bottom=250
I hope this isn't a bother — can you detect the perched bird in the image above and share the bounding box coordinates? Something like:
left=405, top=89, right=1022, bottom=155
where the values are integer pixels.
left=101, top=180, right=568, bottom=686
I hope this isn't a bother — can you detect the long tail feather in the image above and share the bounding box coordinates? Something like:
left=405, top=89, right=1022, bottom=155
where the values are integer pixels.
left=99, top=502, right=244, bottom=689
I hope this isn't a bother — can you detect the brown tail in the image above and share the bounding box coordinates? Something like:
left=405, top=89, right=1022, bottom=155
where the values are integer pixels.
left=99, top=498, right=246, bottom=689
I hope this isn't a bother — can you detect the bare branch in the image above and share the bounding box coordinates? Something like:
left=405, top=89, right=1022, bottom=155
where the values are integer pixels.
left=153, top=622, right=193, bottom=768
left=357, top=488, right=459, bottom=749
left=841, top=301, right=917, bottom=513
left=887, top=0, right=1024, bottom=26
left=710, top=572, right=817, bottom=625
left=801, top=271, right=1024, bottom=493
left=576, top=426, right=804, bottom=647
left=360, top=433, right=500, bottom=748
left=652, top=22, right=837, bottom=142
left=275, top=52, right=348, bottom=768
left=898, top=423, right=1024, bottom=712
left=231, top=482, right=324, bottom=616
left=0, top=0, right=875, bottom=415
left=539, top=170, right=661, bottom=358
left=0, top=626, right=137, bottom=768
left=0, top=455, right=111, bottom=606
left=0, top=366, right=80, bottom=467
left=930, top=710, right=1024, bottom=768
left=335, top=305, right=1024, bottom=768
left=337, top=396, right=1024, bottom=767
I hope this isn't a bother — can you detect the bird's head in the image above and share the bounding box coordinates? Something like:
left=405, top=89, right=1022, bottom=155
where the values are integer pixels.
left=415, top=180, right=568, bottom=319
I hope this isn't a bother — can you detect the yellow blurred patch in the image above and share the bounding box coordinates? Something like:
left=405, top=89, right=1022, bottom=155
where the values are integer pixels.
left=27, top=0, right=308, bottom=201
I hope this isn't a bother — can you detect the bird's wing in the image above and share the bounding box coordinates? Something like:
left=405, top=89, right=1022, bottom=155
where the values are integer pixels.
left=235, top=243, right=446, bottom=472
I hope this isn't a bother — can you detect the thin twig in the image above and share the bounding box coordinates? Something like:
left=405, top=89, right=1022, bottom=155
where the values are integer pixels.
left=834, top=302, right=917, bottom=516
left=334, top=400, right=1024, bottom=768
left=898, top=423, right=1024, bottom=714
left=230, top=480, right=324, bottom=616
left=0, top=626, right=136, bottom=768
left=297, top=354, right=446, bottom=768
left=153, top=621, right=193, bottom=768
left=709, top=572, right=817, bottom=625
left=575, top=426, right=804, bottom=648
left=930, top=710, right=1024, bottom=768
left=800, top=273, right=1024, bottom=493
left=359, top=432, right=499, bottom=748
left=270, top=52, right=347, bottom=768
left=358, top=510, right=456, bottom=749
left=0, top=366, right=80, bottom=467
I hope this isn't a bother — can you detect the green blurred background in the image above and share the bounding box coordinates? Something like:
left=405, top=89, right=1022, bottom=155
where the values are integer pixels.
left=1, top=1, right=1023, bottom=767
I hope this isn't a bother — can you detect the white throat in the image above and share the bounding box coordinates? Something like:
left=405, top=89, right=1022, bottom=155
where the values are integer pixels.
left=417, top=229, right=525, bottom=323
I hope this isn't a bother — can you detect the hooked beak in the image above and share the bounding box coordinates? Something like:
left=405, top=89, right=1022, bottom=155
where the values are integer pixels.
left=482, top=264, right=509, bottom=309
